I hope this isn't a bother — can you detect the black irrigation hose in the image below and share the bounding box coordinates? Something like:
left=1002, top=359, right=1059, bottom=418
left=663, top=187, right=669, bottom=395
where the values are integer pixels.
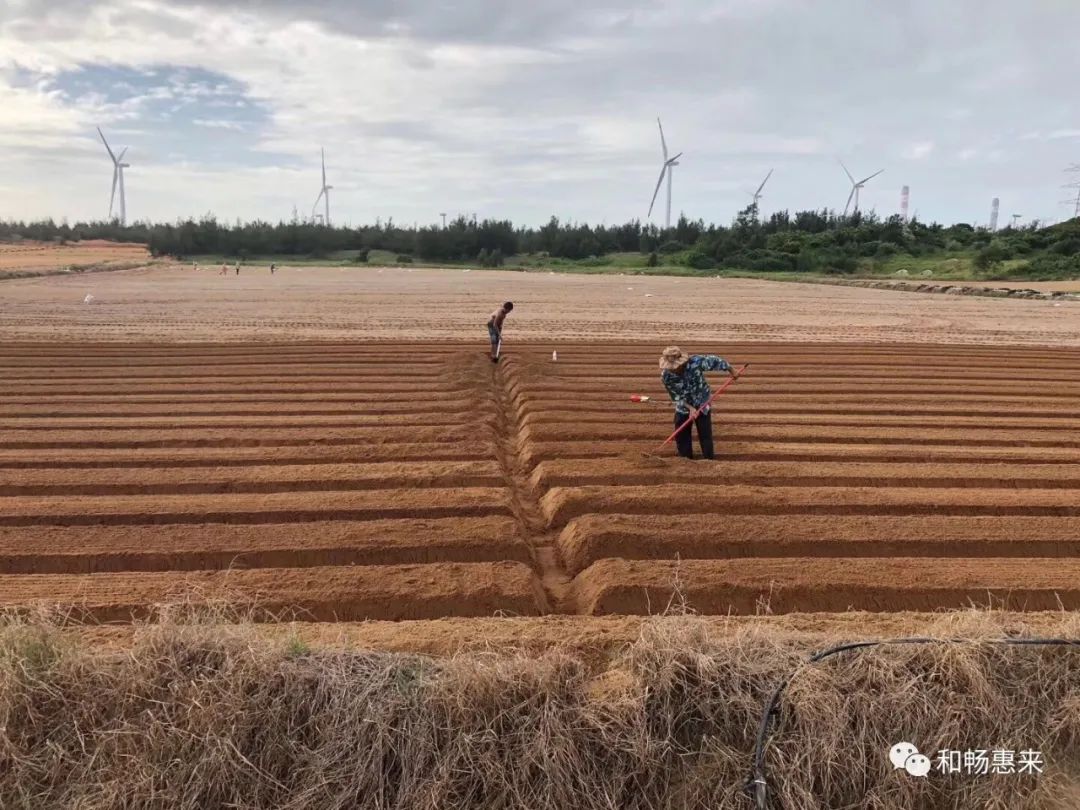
left=744, top=636, right=1080, bottom=810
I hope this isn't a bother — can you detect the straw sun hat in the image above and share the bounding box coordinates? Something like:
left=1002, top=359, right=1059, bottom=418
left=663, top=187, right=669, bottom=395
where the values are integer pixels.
left=659, top=346, right=690, bottom=371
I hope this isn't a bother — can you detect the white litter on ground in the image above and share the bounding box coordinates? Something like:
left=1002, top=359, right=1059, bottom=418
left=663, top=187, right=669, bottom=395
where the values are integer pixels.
left=83, top=294, right=94, bottom=304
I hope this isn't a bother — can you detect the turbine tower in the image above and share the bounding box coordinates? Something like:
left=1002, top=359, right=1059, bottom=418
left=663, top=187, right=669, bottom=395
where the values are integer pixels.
left=749, top=169, right=773, bottom=219
left=989, top=198, right=1000, bottom=231
left=648, top=118, right=682, bottom=229
left=97, top=127, right=130, bottom=226
left=312, top=148, right=332, bottom=226
left=900, top=185, right=910, bottom=222
left=840, top=160, right=883, bottom=217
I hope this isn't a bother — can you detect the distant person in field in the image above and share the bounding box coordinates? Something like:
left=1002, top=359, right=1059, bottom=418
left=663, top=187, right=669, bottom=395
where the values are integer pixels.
left=235, top=262, right=240, bottom=275
left=270, top=263, right=276, bottom=275
left=219, top=262, right=228, bottom=276
left=487, top=301, right=513, bottom=362
left=659, top=346, right=738, bottom=460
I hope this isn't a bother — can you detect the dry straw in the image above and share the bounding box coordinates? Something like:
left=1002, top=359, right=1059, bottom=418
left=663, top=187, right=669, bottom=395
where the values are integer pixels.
left=1, top=603, right=1079, bottom=809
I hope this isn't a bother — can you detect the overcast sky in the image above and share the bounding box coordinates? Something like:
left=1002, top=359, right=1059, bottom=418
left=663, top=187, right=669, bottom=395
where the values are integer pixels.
left=2, top=0, right=1079, bottom=228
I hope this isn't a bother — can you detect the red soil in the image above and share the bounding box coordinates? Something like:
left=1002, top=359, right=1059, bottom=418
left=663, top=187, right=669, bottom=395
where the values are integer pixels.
left=0, top=561, right=544, bottom=622
left=1, top=340, right=1079, bottom=621
left=574, top=558, right=1080, bottom=614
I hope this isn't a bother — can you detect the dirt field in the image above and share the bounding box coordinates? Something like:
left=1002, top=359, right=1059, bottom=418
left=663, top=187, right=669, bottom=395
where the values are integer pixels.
left=2, top=335, right=1079, bottom=625
left=1, top=263, right=1079, bottom=344
left=0, top=239, right=149, bottom=276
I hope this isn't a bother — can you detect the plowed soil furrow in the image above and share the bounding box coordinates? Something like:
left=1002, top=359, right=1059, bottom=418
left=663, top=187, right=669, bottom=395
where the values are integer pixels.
left=0, top=561, right=546, bottom=621
left=0, top=517, right=527, bottom=574
left=0, top=444, right=495, bottom=468
left=520, top=441, right=1080, bottom=466
left=0, top=383, right=473, bottom=396
left=0, top=401, right=480, bottom=417
left=522, top=412, right=1080, bottom=431
left=0, top=461, right=502, bottom=496
left=0, top=414, right=491, bottom=430
left=530, top=369, right=1080, bottom=385
left=523, top=402, right=1080, bottom=419
left=0, top=425, right=478, bottom=449
left=0, top=393, right=478, bottom=405
left=518, top=424, right=1080, bottom=446
left=529, top=459, right=1080, bottom=490
left=540, top=485, right=1080, bottom=526
left=573, top=557, right=1080, bottom=615
left=557, top=514, right=1080, bottom=574
left=0, top=488, right=509, bottom=527
left=518, top=381, right=1080, bottom=397
left=487, top=357, right=572, bottom=612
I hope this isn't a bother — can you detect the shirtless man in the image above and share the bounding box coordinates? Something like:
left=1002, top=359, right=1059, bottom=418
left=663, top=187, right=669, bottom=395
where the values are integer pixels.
left=487, top=302, right=513, bottom=362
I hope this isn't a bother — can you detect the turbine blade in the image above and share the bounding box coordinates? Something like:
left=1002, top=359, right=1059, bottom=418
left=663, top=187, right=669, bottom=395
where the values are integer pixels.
left=756, top=168, right=773, bottom=196
left=321, top=148, right=327, bottom=186
left=97, top=127, right=117, bottom=162
left=313, top=189, right=325, bottom=208
left=844, top=187, right=855, bottom=217
left=647, top=165, right=667, bottom=217
left=860, top=169, right=884, bottom=184
left=657, top=117, right=668, bottom=160
left=839, top=160, right=854, bottom=184
left=667, top=151, right=683, bottom=164
left=117, top=147, right=128, bottom=162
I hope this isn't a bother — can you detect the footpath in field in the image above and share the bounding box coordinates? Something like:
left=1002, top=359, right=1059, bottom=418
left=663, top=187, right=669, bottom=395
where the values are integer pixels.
left=1, top=340, right=1080, bottom=621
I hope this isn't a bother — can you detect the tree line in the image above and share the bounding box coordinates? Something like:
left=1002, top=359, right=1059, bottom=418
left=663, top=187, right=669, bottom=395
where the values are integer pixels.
left=2, top=208, right=1078, bottom=277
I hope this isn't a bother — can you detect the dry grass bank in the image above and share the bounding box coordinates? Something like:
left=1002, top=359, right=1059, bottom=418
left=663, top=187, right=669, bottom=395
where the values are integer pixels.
left=1, top=606, right=1079, bottom=809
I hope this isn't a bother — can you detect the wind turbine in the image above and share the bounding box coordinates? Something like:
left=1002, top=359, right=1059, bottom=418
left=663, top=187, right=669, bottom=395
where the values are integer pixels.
left=312, top=148, right=332, bottom=226
left=840, top=160, right=883, bottom=217
left=648, top=118, right=682, bottom=229
left=748, top=169, right=773, bottom=218
left=97, top=127, right=130, bottom=225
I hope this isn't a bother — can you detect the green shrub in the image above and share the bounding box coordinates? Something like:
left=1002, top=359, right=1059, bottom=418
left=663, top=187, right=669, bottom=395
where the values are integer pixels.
left=657, top=240, right=684, bottom=254
left=974, top=242, right=1010, bottom=270
left=646, top=252, right=659, bottom=267
left=682, top=250, right=717, bottom=270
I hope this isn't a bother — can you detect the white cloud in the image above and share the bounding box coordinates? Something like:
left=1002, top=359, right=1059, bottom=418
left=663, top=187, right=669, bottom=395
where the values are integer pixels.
left=902, top=141, right=935, bottom=160
left=2, top=0, right=1080, bottom=225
